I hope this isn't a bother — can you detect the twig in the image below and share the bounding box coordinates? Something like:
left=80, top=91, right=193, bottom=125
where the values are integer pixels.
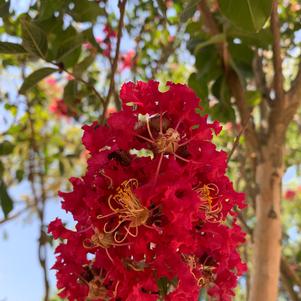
left=0, top=205, right=34, bottom=225
left=62, top=68, right=106, bottom=106
left=227, top=114, right=252, bottom=163
left=101, top=0, right=127, bottom=124
left=23, top=76, right=50, bottom=301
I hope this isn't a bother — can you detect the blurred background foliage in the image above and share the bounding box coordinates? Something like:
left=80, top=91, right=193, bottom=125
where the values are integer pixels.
left=0, top=0, right=301, bottom=300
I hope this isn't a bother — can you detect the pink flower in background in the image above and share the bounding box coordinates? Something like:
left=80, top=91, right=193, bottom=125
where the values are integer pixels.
left=284, top=189, right=296, bottom=200
left=119, top=49, right=135, bottom=71
left=45, top=76, right=57, bottom=85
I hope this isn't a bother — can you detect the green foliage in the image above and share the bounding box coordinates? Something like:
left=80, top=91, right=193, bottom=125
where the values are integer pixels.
left=0, top=42, right=27, bottom=54
left=19, top=67, right=58, bottom=94
left=22, top=19, right=48, bottom=58
left=219, top=0, right=273, bottom=32
left=0, top=180, right=13, bottom=217
left=181, top=0, right=201, bottom=23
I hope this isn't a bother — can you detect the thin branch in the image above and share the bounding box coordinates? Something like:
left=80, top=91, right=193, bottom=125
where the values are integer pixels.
left=227, top=113, right=252, bottom=163
left=0, top=205, right=34, bottom=225
left=281, top=257, right=301, bottom=288
left=253, top=50, right=271, bottom=104
left=24, top=86, right=50, bottom=301
left=281, top=259, right=301, bottom=301
left=101, top=0, right=127, bottom=123
left=62, top=68, right=106, bottom=106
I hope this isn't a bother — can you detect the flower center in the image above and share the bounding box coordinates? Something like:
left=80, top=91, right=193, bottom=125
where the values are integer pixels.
left=182, top=254, right=215, bottom=287
left=155, top=128, right=181, bottom=154
left=194, top=183, right=223, bottom=223
left=83, top=229, right=114, bottom=249
left=87, top=277, right=108, bottom=300
left=98, top=179, right=150, bottom=243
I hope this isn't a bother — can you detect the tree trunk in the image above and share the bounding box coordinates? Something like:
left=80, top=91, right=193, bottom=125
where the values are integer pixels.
left=249, top=143, right=283, bottom=301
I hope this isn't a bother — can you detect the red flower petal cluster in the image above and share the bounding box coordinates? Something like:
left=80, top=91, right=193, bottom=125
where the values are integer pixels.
left=49, top=81, right=246, bottom=301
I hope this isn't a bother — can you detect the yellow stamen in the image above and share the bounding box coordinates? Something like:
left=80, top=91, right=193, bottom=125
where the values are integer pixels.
left=98, top=179, right=150, bottom=243
left=194, top=183, right=223, bottom=223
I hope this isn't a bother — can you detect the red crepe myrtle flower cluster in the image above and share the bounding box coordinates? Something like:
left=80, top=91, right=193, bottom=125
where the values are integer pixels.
left=49, top=81, right=246, bottom=301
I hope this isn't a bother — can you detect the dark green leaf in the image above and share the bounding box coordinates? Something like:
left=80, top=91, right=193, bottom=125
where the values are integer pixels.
left=59, top=160, right=65, bottom=175
left=0, top=0, right=10, bottom=18
left=181, top=0, right=201, bottom=23
left=219, top=0, right=273, bottom=32
left=63, top=80, right=77, bottom=104
left=19, top=67, right=57, bottom=94
left=194, top=33, right=225, bottom=54
left=0, top=41, right=26, bottom=54
left=37, top=0, right=65, bottom=20
left=22, top=19, right=48, bottom=58
left=0, top=161, right=4, bottom=177
left=211, top=103, right=236, bottom=122
left=16, top=169, right=24, bottom=182
left=73, top=54, right=95, bottom=77
left=0, top=141, right=14, bottom=156
left=55, top=27, right=83, bottom=67
left=188, top=72, right=209, bottom=102
left=0, top=181, right=13, bottom=218
left=69, top=0, right=103, bottom=23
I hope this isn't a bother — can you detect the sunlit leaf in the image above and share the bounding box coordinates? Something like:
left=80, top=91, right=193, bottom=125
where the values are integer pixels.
left=219, top=0, right=273, bottom=32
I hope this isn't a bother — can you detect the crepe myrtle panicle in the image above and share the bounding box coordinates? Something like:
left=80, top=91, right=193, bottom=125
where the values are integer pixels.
left=49, top=80, right=246, bottom=301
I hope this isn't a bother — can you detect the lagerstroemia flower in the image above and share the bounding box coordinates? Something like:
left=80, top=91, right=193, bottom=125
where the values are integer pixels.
left=49, top=81, right=246, bottom=301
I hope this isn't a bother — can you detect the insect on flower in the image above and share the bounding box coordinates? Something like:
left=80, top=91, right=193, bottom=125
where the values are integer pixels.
left=98, top=178, right=151, bottom=243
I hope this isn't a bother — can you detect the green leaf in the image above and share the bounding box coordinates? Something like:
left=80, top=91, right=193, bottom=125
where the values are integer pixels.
left=0, top=161, right=4, bottom=177
left=0, top=181, right=13, bottom=218
left=55, top=27, right=83, bottom=67
left=181, top=0, right=201, bottom=23
left=69, top=0, right=103, bottom=23
left=16, top=169, right=24, bottom=182
left=0, top=141, right=14, bottom=156
left=37, top=0, right=65, bottom=20
left=219, top=0, right=273, bottom=32
left=73, top=54, right=95, bottom=77
left=63, top=80, right=77, bottom=104
left=0, top=0, right=10, bottom=17
left=188, top=72, right=209, bottom=102
left=21, top=19, right=48, bottom=58
left=245, top=90, right=261, bottom=106
left=0, top=41, right=26, bottom=54
left=19, top=67, right=57, bottom=94
left=194, top=34, right=225, bottom=54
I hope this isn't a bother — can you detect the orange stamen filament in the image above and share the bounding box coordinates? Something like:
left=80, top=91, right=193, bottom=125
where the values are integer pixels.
left=97, top=179, right=150, bottom=244
left=194, top=183, right=223, bottom=223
